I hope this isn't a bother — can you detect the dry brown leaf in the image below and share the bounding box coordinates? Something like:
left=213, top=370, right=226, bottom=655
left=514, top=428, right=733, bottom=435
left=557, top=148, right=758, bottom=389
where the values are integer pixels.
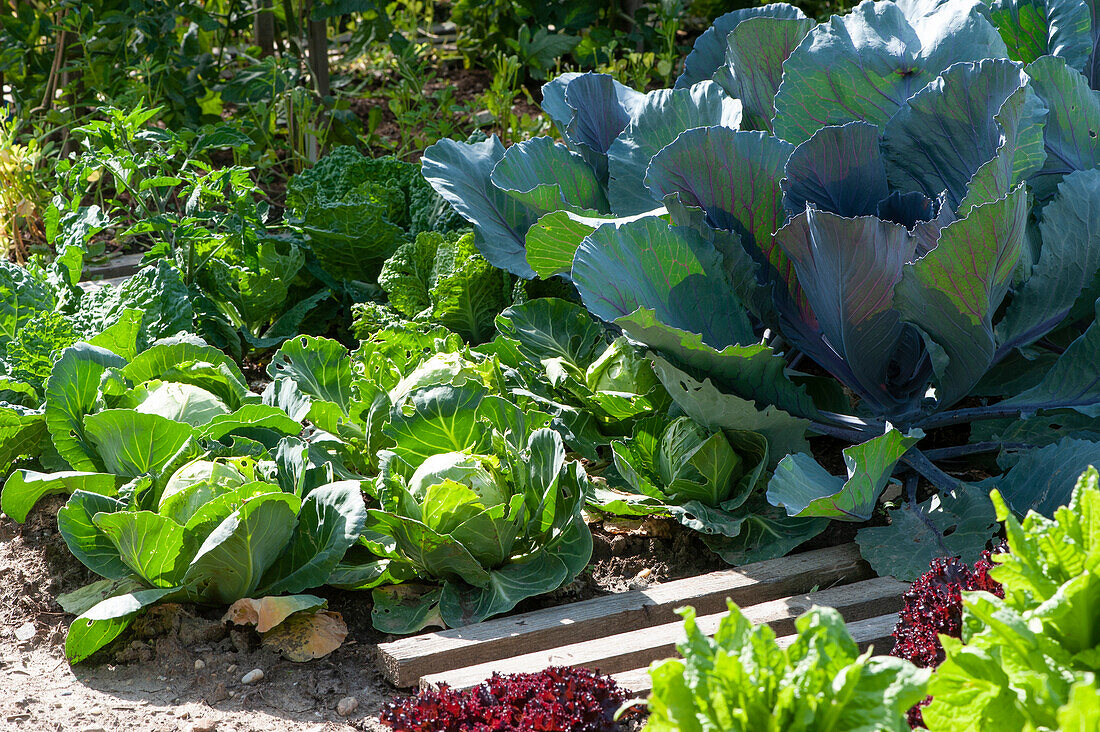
left=222, top=596, right=325, bottom=633
left=262, top=610, right=347, bottom=662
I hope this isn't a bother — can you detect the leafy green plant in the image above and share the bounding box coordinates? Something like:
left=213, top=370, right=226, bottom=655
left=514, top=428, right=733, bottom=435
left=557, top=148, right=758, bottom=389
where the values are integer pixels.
left=451, top=0, right=614, bottom=72
left=591, top=414, right=826, bottom=564
left=922, top=466, right=1100, bottom=731
left=486, top=297, right=673, bottom=457
left=259, top=330, right=593, bottom=632
left=643, top=601, right=929, bottom=731
left=285, top=145, right=463, bottom=284
left=378, top=230, right=513, bottom=343
left=56, top=105, right=258, bottom=283
left=346, top=426, right=592, bottom=633
left=0, top=1, right=223, bottom=126
left=0, top=246, right=194, bottom=476
left=423, top=0, right=1100, bottom=576
left=380, top=32, right=470, bottom=158
left=0, top=312, right=375, bottom=663
left=3, top=453, right=365, bottom=662
left=478, top=52, right=550, bottom=145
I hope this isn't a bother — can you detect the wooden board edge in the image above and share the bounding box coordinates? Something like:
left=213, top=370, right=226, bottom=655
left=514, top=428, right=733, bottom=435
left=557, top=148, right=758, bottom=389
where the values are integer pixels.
left=417, top=577, right=906, bottom=691
left=378, top=542, right=872, bottom=686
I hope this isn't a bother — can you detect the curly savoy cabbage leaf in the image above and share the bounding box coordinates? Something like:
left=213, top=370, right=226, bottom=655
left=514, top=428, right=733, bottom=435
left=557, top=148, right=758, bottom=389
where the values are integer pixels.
left=378, top=231, right=513, bottom=343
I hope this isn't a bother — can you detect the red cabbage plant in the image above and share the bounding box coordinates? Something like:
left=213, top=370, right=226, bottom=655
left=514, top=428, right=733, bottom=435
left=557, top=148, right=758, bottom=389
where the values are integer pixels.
left=891, top=545, right=1006, bottom=728
left=423, top=0, right=1100, bottom=579
left=381, top=666, right=640, bottom=732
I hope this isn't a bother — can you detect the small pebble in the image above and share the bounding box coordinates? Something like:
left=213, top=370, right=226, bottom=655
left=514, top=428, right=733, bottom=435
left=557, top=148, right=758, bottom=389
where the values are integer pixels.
left=337, top=696, right=359, bottom=716
left=225, top=664, right=237, bottom=674
left=194, top=659, right=206, bottom=670
left=208, top=682, right=229, bottom=703
left=14, top=622, right=36, bottom=642
left=190, top=718, right=217, bottom=732
left=241, top=668, right=264, bottom=685
left=80, top=727, right=107, bottom=732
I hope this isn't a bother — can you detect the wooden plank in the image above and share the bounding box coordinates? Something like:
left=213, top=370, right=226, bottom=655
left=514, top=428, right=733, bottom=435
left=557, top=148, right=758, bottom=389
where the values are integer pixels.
left=80, top=252, right=144, bottom=281
left=419, top=576, right=906, bottom=691
left=378, top=543, right=871, bottom=686
left=610, top=612, right=900, bottom=695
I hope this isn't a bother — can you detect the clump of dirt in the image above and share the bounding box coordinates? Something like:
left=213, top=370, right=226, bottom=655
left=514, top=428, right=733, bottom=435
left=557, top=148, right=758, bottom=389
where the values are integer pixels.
left=586, top=519, right=731, bottom=594
left=512, top=517, right=733, bottom=617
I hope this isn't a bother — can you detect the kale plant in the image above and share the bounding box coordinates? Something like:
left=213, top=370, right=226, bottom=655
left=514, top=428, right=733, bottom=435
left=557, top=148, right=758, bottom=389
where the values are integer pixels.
left=285, top=146, right=464, bottom=284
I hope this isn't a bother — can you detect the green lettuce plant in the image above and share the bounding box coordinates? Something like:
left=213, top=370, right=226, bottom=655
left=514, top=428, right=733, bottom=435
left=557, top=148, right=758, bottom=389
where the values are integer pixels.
left=643, top=601, right=929, bottom=731
left=262, top=330, right=594, bottom=632
left=922, top=466, right=1100, bottom=730
left=4, top=455, right=366, bottom=662
left=0, top=328, right=366, bottom=663
left=0, top=331, right=306, bottom=523
left=486, top=298, right=671, bottom=457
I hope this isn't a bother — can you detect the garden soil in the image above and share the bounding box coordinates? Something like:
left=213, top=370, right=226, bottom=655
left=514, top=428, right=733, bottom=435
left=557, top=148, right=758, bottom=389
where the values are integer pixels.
left=0, top=497, right=389, bottom=732
left=1, top=498, right=725, bottom=731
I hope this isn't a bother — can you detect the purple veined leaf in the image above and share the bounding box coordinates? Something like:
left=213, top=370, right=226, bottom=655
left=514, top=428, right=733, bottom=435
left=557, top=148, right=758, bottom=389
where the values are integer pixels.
left=998, top=299, right=1100, bottom=417
left=490, top=136, right=610, bottom=215
left=540, top=72, right=584, bottom=135
left=523, top=208, right=665, bottom=280
left=662, top=198, right=773, bottom=324
left=767, top=428, right=923, bottom=522
left=607, top=81, right=743, bottom=217
left=715, top=13, right=817, bottom=132
left=571, top=217, right=754, bottom=351
left=855, top=487, right=998, bottom=581
left=988, top=0, right=1093, bottom=68
left=956, top=77, right=1048, bottom=217
left=627, top=321, right=822, bottom=421
left=980, top=437, right=1100, bottom=516
left=645, top=126, right=796, bottom=302
left=782, top=121, right=889, bottom=218
left=895, top=184, right=1030, bottom=408
left=997, top=169, right=1100, bottom=352
left=882, top=59, right=1045, bottom=213
left=675, top=3, right=811, bottom=90
left=542, top=73, right=647, bottom=185
left=773, top=0, right=1008, bottom=144
left=563, top=73, right=647, bottom=155
left=774, top=207, right=930, bottom=415
left=421, top=136, right=539, bottom=278
left=1025, top=55, right=1100, bottom=198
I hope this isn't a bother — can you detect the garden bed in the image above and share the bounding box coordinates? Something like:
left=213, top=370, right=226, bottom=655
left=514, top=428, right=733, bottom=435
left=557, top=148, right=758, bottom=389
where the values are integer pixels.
left=1, top=496, right=883, bottom=731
